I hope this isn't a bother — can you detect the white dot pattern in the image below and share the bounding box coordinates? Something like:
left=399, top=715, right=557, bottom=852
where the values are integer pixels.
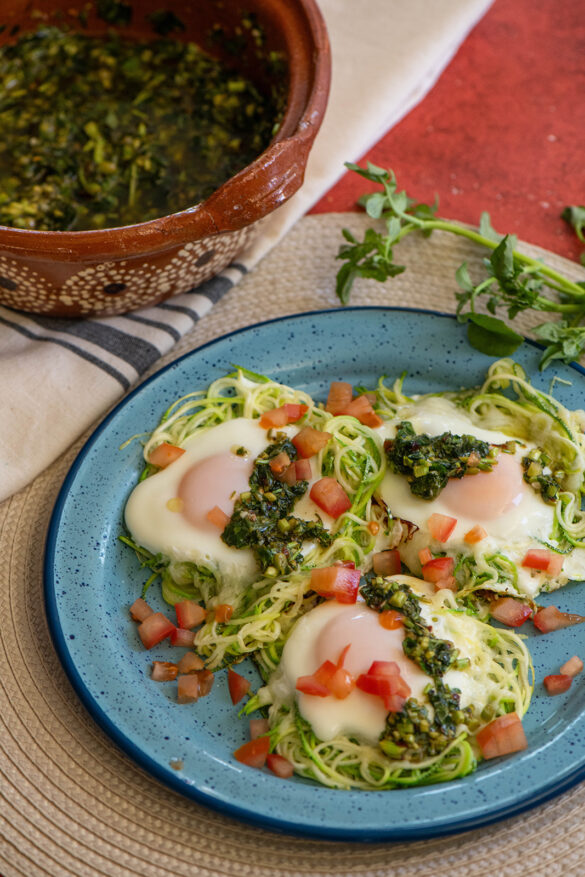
left=0, top=226, right=255, bottom=316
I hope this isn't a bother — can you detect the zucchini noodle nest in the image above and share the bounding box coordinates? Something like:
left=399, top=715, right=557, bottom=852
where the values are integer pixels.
left=120, top=359, right=585, bottom=792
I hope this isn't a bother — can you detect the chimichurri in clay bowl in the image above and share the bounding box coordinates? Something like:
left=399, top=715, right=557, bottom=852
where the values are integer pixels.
left=0, top=0, right=330, bottom=317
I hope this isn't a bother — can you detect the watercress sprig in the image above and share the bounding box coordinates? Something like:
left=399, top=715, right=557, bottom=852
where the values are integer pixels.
left=336, top=162, right=585, bottom=368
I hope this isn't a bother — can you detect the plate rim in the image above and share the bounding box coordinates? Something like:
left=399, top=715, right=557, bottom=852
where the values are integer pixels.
left=44, top=305, right=585, bottom=841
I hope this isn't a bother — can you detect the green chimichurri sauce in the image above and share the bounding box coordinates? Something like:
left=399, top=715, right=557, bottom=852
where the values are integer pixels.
left=0, top=25, right=284, bottom=230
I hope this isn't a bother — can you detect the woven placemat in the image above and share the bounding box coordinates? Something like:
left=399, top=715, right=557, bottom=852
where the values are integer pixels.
left=3, top=214, right=585, bottom=877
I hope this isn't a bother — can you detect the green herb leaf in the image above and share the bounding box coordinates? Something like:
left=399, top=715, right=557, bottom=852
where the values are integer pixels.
left=464, top=313, right=524, bottom=357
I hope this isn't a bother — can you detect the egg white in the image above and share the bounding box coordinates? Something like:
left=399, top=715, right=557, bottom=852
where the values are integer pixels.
left=124, top=417, right=332, bottom=587
left=277, top=574, right=502, bottom=743
left=375, top=397, right=559, bottom=598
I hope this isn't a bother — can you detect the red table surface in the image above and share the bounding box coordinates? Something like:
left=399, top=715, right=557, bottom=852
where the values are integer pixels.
left=312, top=0, right=585, bottom=264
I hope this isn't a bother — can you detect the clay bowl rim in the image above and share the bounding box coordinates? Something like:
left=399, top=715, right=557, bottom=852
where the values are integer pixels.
left=0, top=0, right=331, bottom=261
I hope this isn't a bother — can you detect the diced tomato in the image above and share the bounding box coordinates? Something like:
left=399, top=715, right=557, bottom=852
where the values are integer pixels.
left=356, top=660, right=411, bottom=711
left=206, top=505, right=230, bottom=529
left=283, top=403, right=309, bottom=422
left=266, top=752, right=294, bottom=778
left=418, top=547, right=433, bottom=566
left=543, top=674, right=572, bottom=695
left=176, top=652, right=205, bottom=674
left=342, top=395, right=383, bottom=428
left=233, top=735, right=270, bottom=768
left=249, top=718, right=270, bottom=739
left=372, top=549, right=401, bottom=576
left=227, top=667, right=251, bottom=705
left=533, top=605, right=585, bottom=632
left=175, top=600, right=207, bottom=630
left=310, top=477, right=351, bottom=518
left=490, top=597, right=532, bottom=628
left=428, top=513, right=457, bottom=542
left=292, top=426, right=332, bottom=458
left=129, top=597, right=154, bottom=622
left=476, top=712, right=527, bottom=759
left=464, top=524, right=488, bottom=544
left=292, top=458, right=312, bottom=481
left=259, top=407, right=289, bottom=429
left=310, top=565, right=360, bottom=603
left=137, top=612, right=175, bottom=649
left=177, top=674, right=200, bottom=703
left=522, top=548, right=564, bottom=576
left=151, top=661, right=178, bottom=682
left=421, top=556, right=455, bottom=583
left=367, top=660, right=401, bottom=677
left=197, top=668, right=215, bottom=696
left=379, top=610, right=404, bottom=630
left=296, top=675, right=331, bottom=697
left=148, top=442, right=185, bottom=468
left=560, top=655, right=584, bottom=677
left=326, top=381, right=353, bottom=415
left=215, top=603, right=234, bottom=623
left=169, top=627, right=195, bottom=647
left=278, top=458, right=313, bottom=485
left=269, top=451, right=291, bottom=475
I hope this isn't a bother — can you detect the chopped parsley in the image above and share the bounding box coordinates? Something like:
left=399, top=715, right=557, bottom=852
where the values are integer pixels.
left=221, top=437, right=332, bottom=575
left=361, top=574, right=477, bottom=761
left=384, top=420, right=497, bottom=500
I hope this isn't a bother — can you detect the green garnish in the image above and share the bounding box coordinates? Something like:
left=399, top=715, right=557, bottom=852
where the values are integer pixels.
left=360, top=574, right=477, bottom=760
left=384, top=420, right=495, bottom=500
left=336, top=163, right=585, bottom=369
left=0, top=24, right=284, bottom=230
left=221, top=438, right=332, bottom=574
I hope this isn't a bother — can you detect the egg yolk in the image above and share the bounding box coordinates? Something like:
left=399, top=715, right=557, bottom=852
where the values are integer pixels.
left=439, top=451, right=526, bottom=521
left=178, top=451, right=253, bottom=532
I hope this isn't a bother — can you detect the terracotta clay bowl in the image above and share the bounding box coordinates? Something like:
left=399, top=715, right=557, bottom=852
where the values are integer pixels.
left=0, top=0, right=330, bottom=317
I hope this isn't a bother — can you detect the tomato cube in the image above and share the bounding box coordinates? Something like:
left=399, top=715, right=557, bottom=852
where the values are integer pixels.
left=543, top=674, right=572, bottom=695
left=129, top=597, right=154, bottom=622
left=169, top=627, right=195, bottom=647
left=464, top=524, right=488, bottom=544
left=259, top=407, right=289, bottom=429
left=148, top=442, right=185, bottom=468
left=310, top=477, right=351, bottom=518
left=215, top=603, right=234, bottom=623
left=533, top=605, right=585, bottom=632
left=476, top=712, right=527, bottom=759
left=421, top=556, right=455, bottom=583
left=151, top=661, right=178, bottom=681
left=326, top=381, right=353, bottom=415
left=175, top=600, right=207, bottom=630
left=428, top=513, right=457, bottom=542
left=137, top=612, right=175, bottom=649
left=233, top=735, right=270, bottom=768
left=266, top=752, right=294, bottom=778
left=269, top=451, right=291, bottom=475
left=490, top=597, right=532, bottom=628
left=176, top=652, right=205, bottom=674
left=177, top=674, right=200, bottom=703
left=206, top=505, right=230, bottom=529
left=342, top=394, right=383, bottom=428
left=227, top=667, right=251, bottom=705
left=560, top=655, right=583, bottom=677
left=310, top=565, right=360, bottom=603
left=292, top=426, right=332, bottom=458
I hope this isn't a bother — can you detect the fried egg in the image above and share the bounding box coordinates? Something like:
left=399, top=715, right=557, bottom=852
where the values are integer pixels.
left=277, top=575, right=502, bottom=743
left=124, top=417, right=331, bottom=586
left=376, top=396, right=558, bottom=598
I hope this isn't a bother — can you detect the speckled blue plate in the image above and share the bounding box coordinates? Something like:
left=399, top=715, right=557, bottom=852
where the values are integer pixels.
left=45, top=307, right=585, bottom=841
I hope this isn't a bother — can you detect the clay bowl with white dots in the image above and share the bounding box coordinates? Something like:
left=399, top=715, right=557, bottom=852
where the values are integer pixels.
left=0, top=0, right=330, bottom=318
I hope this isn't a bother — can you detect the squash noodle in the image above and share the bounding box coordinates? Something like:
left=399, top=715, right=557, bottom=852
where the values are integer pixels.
left=249, top=595, right=533, bottom=790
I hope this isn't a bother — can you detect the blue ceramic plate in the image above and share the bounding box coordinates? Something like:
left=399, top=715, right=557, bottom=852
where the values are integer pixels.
left=45, top=307, right=585, bottom=841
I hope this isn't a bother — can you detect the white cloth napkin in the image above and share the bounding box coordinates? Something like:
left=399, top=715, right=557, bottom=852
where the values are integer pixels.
left=0, top=0, right=492, bottom=501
